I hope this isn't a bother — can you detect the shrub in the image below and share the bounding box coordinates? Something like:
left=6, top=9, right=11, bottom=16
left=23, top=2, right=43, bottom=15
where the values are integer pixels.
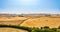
left=43, top=26, right=50, bottom=29
left=58, top=26, right=60, bottom=29
left=0, top=24, right=60, bottom=32
left=51, top=28, right=57, bottom=32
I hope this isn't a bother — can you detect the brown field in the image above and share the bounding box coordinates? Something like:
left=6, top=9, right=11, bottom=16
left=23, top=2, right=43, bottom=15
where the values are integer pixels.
left=0, top=14, right=60, bottom=32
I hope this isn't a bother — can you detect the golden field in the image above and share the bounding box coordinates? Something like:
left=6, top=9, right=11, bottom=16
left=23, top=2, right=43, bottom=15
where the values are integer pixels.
left=0, top=16, right=28, bottom=32
left=0, top=14, right=60, bottom=32
left=0, top=28, right=28, bottom=32
left=0, top=15, right=60, bottom=28
left=21, top=16, right=60, bottom=28
left=0, top=17, right=27, bottom=25
left=0, top=17, right=27, bottom=21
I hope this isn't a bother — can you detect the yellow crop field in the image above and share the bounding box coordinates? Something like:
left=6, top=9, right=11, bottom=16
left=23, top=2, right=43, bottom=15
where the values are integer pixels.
left=0, top=17, right=27, bottom=21
left=21, top=16, right=60, bottom=28
left=0, top=17, right=28, bottom=32
left=0, top=28, right=28, bottom=32
left=0, top=15, right=60, bottom=32
left=0, top=16, right=60, bottom=28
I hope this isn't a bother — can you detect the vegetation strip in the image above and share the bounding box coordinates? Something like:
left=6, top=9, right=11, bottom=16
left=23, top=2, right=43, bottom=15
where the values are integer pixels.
left=0, top=24, right=31, bottom=32
left=0, top=24, right=60, bottom=32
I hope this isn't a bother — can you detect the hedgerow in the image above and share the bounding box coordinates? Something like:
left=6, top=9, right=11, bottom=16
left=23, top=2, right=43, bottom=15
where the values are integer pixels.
left=0, top=24, right=60, bottom=32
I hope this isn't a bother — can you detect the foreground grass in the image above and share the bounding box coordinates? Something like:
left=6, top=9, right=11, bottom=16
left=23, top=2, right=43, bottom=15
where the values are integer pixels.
left=0, top=24, right=60, bottom=32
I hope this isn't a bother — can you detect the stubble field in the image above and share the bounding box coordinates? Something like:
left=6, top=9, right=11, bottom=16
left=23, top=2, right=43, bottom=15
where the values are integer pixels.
left=0, top=15, right=60, bottom=32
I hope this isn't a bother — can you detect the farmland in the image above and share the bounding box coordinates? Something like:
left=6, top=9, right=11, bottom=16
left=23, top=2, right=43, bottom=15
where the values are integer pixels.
left=0, top=14, right=60, bottom=32
left=0, top=28, right=28, bottom=32
left=21, top=16, right=60, bottom=28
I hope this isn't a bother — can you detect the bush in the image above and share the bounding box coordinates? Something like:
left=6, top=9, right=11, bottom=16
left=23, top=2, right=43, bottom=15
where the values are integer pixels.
left=43, top=26, right=50, bottom=29
left=58, top=26, right=60, bottom=29
left=51, top=28, right=57, bottom=31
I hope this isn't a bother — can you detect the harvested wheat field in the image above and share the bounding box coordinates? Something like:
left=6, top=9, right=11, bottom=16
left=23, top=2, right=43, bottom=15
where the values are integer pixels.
left=0, top=16, right=60, bottom=28
left=0, top=16, right=28, bottom=32
left=0, top=15, right=60, bottom=32
left=0, top=17, right=28, bottom=25
left=21, top=16, right=60, bottom=28
left=0, top=17, right=27, bottom=21
left=0, top=28, right=28, bottom=32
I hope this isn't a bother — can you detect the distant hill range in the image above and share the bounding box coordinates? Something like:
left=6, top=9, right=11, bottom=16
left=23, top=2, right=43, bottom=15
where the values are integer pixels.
left=0, top=13, right=60, bottom=17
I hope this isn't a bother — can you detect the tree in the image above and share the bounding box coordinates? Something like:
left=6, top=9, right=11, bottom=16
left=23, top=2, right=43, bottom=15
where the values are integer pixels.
left=43, top=26, right=50, bottom=29
left=58, top=26, right=60, bottom=29
left=51, top=28, right=57, bottom=31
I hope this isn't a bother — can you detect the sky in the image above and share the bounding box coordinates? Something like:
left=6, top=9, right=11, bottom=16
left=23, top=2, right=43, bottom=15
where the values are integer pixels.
left=0, top=0, right=60, bottom=14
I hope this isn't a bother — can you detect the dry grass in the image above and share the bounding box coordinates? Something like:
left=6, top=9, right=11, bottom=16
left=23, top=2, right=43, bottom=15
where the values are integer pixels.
left=0, top=16, right=60, bottom=28
left=0, top=28, right=28, bottom=32
left=21, top=16, right=60, bottom=28
left=0, top=21, right=22, bottom=25
left=0, top=17, right=27, bottom=21
left=0, top=17, right=28, bottom=25
left=0, top=15, right=60, bottom=32
left=0, top=17, right=28, bottom=32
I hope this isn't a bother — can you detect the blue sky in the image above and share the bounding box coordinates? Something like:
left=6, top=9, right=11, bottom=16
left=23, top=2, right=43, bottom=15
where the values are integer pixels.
left=0, top=0, right=60, bottom=14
